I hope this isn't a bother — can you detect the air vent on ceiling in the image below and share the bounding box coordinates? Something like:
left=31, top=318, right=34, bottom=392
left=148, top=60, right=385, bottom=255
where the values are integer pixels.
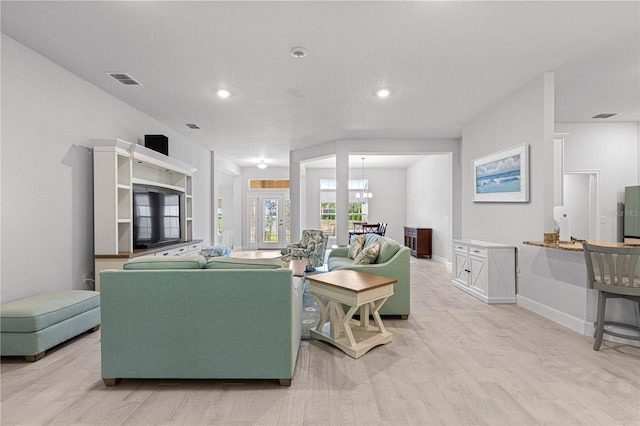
left=592, top=113, right=619, bottom=119
left=185, top=123, right=201, bottom=130
left=107, top=72, right=141, bottom=86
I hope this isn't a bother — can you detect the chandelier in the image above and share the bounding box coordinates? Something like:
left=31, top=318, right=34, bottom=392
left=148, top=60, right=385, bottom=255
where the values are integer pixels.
left=355, top=157, right=373, bottom=203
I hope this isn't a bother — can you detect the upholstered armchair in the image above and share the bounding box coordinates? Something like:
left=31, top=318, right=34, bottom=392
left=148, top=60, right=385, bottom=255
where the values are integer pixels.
left=284, top=230, right=328, bottom=271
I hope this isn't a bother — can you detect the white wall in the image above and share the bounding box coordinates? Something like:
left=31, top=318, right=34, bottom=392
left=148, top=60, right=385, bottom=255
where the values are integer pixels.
left=464, top=73, right=640, bottom=344
left=1, top=35, right=211, bottom=303
left=556, top=122, right=639, bottom=241
left=461, top=73, right=554, bottom=245
left=406, top=155, right=452, bottom=263
left=461, top=73, right=556, bottom=318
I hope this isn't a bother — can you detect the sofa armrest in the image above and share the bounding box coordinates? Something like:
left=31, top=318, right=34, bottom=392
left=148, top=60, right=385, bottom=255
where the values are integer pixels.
left=332, top=246, right=411, bottom=317
left=328, top=247, right=349, bottom=258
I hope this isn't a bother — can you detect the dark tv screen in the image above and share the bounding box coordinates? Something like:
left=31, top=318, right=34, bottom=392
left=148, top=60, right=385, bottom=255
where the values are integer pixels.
left=133, top=185, right=181, bottom=249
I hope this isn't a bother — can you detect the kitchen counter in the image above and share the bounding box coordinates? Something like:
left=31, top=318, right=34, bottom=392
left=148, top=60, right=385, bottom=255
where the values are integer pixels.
left=522, top=240, right=635, bottom=251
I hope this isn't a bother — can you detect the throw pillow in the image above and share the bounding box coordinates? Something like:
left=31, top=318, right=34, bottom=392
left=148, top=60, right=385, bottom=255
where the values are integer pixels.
left=348, top=234, right=367, bottom=259
left=353, top=241, right=381, bottom=265
left=280, top=253, right=292, bottom=268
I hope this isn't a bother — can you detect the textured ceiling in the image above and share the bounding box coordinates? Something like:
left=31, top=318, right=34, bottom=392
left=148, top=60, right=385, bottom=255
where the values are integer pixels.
left=2, top=1, right=638, bottom=168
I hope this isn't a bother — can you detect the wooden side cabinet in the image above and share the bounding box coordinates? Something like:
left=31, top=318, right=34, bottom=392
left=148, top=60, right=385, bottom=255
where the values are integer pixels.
left=403, top=227, right=432, bottom=258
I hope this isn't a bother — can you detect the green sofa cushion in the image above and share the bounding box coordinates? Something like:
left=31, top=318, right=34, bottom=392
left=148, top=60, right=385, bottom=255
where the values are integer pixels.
left=205, top=257, right=283, bottom=269
left=124, top=255, right=206, bottom=270
left=0, top=290, right=100, bottom=332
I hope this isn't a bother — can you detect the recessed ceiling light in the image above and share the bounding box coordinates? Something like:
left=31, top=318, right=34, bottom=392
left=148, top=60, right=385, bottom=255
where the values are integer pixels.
left=377, top=89, right=391, bottom=98
left=217, top=89, right=231, bottom=99
left=290, top=47, right=307, bottom=58
left=257, top=160, right=268, bottom=169
left=592, top=113, right=619, bottom=119
left=185, top=123, right=201, bottom=129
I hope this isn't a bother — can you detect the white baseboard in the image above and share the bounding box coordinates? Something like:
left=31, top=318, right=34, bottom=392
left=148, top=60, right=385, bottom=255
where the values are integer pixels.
left=517, top=295, right=587, bottom=334
left=517, top=295, right=640, bottom=348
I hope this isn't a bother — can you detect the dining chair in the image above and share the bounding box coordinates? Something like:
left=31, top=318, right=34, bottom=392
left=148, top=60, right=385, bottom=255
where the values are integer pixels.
left=582, top=242, right=640, bottom=350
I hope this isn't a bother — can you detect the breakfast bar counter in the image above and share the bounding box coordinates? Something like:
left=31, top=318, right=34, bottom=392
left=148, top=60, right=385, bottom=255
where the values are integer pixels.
left=517, top=239, right=639, bottom=347
left=523, top=240, right=634, bottom=251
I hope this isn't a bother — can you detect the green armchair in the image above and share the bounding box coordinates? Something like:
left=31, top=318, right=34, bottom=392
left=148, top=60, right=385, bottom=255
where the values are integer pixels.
left=284, top=230, right=328, bottom=271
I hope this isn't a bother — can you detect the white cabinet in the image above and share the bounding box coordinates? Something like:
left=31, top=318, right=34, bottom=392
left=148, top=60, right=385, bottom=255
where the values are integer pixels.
left=155, top=242, right=201, bottom=257
left=452, top=239, right=516, bottom=304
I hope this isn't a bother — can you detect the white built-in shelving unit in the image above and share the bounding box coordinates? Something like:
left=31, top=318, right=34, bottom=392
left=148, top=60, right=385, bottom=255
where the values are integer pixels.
left=91, top=139, right=200, bottom=290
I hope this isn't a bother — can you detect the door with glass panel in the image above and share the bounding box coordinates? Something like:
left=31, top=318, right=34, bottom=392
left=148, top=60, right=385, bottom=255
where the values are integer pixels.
left=252, top=194, right=289, bottom=249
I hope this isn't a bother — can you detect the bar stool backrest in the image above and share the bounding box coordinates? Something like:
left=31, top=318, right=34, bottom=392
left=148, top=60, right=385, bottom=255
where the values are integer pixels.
left=582, top=242, right=640, bottom=296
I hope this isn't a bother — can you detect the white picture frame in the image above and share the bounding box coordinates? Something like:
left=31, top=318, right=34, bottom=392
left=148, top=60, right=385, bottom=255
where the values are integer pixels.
left=473, top=143, right=529, bottom=202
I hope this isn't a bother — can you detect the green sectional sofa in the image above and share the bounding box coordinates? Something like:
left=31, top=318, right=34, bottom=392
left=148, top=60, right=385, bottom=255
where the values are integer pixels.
left=327, top=234, right=411, bottom=318
left=99, top=255, right=302, bottom=386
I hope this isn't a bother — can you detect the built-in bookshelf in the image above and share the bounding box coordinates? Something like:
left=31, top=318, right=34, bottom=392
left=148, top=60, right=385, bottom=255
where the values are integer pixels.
left=91, top=139, right=199, bottom=290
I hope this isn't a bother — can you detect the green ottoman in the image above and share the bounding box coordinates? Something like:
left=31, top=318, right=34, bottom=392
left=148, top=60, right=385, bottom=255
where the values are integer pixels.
left=0, top=290, right=101, bottom=361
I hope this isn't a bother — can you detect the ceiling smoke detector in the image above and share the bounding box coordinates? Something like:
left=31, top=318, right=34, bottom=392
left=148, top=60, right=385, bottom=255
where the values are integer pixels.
left=592, top=113, right=619, bottom=119
left=290, top=47, right=307, bottom=58
left=107, top=72, right=141, bottom=86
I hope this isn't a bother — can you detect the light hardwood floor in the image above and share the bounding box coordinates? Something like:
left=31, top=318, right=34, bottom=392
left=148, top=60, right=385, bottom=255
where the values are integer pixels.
left=2, top=256, right=639, bottom=425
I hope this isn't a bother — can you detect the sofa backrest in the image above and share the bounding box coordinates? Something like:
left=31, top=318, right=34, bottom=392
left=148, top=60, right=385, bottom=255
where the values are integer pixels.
left=123, top=255, right=206, bottom=270
left=123, top=255, right=285, bottom=270
left=205, top=257, right=283, bottom=269
left=363, top=234, right=400, bottom=264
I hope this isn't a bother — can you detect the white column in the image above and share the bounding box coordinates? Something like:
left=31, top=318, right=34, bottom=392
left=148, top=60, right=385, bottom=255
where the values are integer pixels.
left=336, top=147, right=350, bottom=246
left=289, top=152, right=301, bottom=244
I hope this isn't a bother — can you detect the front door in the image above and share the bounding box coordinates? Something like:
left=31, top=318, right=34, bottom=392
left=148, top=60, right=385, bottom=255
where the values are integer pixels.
left=253, top=194, right=290, bottom=249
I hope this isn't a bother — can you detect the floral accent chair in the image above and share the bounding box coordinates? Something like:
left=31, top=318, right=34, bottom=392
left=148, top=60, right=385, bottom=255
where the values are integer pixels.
left=284, top=230, right=328, bottom=271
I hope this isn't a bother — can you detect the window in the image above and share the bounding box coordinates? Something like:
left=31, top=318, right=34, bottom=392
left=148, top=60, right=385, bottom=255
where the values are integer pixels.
left=319, top=179, right=368, bottom=236
left=136, top=193, right=152, bottom=239
left=217, top=198, right=223, bottom=236
left=249, top=179, right=290, bottom=189
left=163, top=195, right=180, bottom=239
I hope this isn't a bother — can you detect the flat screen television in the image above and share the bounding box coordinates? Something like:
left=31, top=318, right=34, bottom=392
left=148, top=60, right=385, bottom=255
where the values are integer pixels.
left=133, top=184, right=181, bottom=249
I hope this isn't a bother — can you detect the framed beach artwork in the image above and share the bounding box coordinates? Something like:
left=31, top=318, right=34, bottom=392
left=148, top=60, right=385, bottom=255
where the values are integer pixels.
left=473, top=143, right=529, bottom=202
